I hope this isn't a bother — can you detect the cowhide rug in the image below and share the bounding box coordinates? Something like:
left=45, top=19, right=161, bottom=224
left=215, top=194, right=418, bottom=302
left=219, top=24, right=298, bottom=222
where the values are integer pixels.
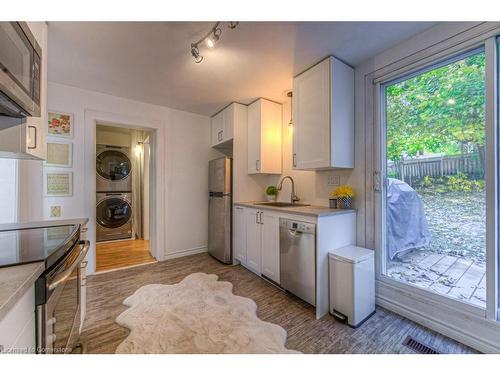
left=115, top=272, right=300, bottom=354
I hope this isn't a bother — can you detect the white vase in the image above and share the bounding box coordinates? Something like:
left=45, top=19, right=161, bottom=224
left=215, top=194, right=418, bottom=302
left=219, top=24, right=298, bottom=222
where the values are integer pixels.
left=266, top=195, right=276, bottom=202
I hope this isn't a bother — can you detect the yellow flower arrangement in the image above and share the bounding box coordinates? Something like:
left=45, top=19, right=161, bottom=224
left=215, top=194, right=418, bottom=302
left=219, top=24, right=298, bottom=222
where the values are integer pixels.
left=331, top=185, right=355, bottom=198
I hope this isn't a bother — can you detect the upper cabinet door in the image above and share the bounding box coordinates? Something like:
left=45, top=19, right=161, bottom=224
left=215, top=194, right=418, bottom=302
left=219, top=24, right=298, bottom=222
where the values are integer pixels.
left=211, top=104, right=235, bottom=147
left=247, top=100, right=261, bottom=173
left=292, top=56, right=354, bottom=170
left=223, top=105, right=234, bottom=142
left=247, top=98, right=282, bottom=174
left=211, top=111, right=224, bottom=147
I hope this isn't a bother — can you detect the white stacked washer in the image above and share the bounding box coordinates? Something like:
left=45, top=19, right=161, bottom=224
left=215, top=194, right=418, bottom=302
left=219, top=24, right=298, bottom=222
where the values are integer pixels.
left=96, top=144, right=133, bottom=242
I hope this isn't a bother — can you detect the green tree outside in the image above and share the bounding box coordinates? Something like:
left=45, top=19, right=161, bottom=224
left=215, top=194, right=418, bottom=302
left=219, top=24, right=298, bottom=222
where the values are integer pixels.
left=385, top=52, right=485, bottom=171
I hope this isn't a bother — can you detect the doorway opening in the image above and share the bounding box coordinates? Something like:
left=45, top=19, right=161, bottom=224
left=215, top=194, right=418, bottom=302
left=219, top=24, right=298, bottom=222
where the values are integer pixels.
left=95, top=124, right=155, bottom=272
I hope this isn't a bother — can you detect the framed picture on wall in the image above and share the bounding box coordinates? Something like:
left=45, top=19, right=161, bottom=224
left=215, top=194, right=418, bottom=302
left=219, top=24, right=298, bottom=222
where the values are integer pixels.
left=48, top=111, right=74, bottom=138
left=44, top=171, right=73, bottom=197
left=45, top=140, right=73, bottom=168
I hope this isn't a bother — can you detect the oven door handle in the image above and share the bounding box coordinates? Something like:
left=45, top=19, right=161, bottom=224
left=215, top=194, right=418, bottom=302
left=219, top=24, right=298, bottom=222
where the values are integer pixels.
left=48, top=240, right=90, bottom=292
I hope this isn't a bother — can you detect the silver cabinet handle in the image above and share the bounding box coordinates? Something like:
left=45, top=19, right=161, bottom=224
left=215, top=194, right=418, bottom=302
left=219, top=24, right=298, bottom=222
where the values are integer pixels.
left=48, top=241, right=90, bottom=291
left=259, top=211, right=264, bottom=225
left=256, top=160, right=260, bottom=171
left=293, top=153, right=297, bottom=168
left=28, top=125, right=37, bottom=149
left=255, top=211, right=259, bottom=224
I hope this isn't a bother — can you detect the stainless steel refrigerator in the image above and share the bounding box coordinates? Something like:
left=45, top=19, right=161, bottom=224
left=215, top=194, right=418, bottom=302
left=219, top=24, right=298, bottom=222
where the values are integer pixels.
left=208, top=157, right=232, bottom=264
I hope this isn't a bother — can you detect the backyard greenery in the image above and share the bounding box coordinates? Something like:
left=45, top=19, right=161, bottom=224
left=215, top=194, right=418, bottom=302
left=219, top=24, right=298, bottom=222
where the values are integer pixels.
left=385, top=52, right=486, bottom=166
left=385, top=51, right=487, bottom=306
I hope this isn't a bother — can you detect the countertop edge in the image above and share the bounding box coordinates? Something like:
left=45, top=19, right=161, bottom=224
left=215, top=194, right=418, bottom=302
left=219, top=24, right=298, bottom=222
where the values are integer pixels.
left=0, top=218, right=89, bottom=232
left=234, top=202, right=356, bottom=217
left=0, top=262, right=44, bottom=322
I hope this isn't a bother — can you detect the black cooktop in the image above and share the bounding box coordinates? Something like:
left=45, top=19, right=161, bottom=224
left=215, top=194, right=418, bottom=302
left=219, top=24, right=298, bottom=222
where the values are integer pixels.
left=0, top=224, right=80, bottom=269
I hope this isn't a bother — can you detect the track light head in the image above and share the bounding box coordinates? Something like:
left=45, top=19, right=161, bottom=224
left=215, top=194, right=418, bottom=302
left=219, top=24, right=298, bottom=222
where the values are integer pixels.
left=191, top=45, right=203, bottom=64
left=189, top=22, right=239, bottom=63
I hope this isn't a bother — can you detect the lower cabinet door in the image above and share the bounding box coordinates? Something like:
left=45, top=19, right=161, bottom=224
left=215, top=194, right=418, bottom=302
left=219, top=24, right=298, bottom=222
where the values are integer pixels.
left=245, top=209, right=261, bottom=274
left=260, top=211, right=280, bottom=284
left=233, top=206, right=247, bottom=263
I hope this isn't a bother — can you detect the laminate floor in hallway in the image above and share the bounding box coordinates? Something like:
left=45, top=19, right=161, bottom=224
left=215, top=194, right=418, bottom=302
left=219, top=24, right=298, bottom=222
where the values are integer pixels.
left=82, top=252, right=476, bottom=354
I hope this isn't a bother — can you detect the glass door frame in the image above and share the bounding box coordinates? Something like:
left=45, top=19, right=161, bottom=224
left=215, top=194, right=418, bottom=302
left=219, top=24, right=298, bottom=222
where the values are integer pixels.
left=372, top=35, right=499, bottom=320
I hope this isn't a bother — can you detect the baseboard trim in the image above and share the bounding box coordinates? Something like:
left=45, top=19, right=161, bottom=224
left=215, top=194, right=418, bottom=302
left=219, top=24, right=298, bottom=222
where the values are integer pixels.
left=164, top=246, right=208, bottom=260
left=377, top=283, right=500, bottom=353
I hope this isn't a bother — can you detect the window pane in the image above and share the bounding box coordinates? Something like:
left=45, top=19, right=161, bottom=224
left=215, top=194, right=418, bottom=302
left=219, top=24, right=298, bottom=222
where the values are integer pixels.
left=384, top=50, right=486, bottom=308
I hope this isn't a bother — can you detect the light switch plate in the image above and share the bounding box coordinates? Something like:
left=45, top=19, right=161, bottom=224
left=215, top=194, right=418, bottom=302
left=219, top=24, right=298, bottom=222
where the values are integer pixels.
left=327, top=175, right=340, bottom=186
left=50, top=206, right=61, bottom=217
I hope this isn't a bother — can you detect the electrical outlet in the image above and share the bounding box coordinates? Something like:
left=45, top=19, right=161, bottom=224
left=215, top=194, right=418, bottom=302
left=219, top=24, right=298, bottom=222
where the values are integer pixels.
left=50, top=206, right=61, bottom=217
left=327, top=175, right=340, bottom=186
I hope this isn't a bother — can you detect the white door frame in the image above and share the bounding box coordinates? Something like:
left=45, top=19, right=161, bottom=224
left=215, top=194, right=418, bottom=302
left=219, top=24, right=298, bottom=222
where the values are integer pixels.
left=84, top=109, right=166, bottom=275
left=365, top=24, right=500, bottom=352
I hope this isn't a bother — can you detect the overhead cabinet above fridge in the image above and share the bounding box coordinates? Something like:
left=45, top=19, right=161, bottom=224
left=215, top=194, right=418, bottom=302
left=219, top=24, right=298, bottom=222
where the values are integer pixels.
left=292, top=56, right=354, bottom=170
left=210, top=103, right=239, bottom=147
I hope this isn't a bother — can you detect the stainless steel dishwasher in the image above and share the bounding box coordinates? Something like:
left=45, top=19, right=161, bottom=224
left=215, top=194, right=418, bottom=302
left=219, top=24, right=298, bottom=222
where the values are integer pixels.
left=279, top=218, right=316, bottom=306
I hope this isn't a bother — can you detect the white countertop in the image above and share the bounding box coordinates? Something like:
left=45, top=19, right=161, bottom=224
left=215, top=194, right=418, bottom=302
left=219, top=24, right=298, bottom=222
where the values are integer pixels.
left=0, top=217, right=88, bottom=232
left=234, top=202, right=356, bottom=217
left=0, top=262, right=44, bottom=321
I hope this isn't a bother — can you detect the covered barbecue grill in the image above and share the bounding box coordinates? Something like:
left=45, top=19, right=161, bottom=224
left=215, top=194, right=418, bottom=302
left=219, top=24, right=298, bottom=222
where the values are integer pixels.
left=387, top=178, right=431, bottom=260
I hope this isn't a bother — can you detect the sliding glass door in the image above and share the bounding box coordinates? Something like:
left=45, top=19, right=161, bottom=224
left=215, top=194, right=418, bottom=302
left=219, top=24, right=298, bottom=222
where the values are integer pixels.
left=378, top=46, right=496, bottom=311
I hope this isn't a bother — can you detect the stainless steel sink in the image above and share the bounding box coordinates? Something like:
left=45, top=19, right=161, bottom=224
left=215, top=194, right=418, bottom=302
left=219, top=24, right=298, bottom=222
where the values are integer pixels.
left=255, top=202, right=311, bottom=208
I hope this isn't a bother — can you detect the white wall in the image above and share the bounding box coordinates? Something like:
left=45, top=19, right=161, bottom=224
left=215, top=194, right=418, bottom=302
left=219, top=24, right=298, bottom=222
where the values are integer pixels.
left=46, top=82, right=216, bottom=273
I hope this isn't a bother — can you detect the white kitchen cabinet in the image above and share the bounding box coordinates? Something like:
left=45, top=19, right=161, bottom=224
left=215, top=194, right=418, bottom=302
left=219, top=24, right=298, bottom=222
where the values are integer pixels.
left=0, top=116, right=46, bottom=160
left=245, top=208, right=262, bottom=274
left=247, top=99, right=282, bottom=174
left=233, top=206, right=247, bottom=263
left=211, top=103, right=238, bottom=147
left=292, top=56, right=354, bottom=170
left=260, top=210, right=280, bottom=284
left=0, top=285, right=35, bottom=354
left=237, top=205, right=280, bottom=284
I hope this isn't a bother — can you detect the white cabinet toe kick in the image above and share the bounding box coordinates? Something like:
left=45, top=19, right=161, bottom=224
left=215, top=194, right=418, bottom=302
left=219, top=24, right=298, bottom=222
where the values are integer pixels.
left=233, top=203, right=357, bottom=319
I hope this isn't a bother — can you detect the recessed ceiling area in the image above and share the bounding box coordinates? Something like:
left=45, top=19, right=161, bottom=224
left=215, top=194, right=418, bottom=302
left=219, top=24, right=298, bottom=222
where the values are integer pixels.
left=48, top=21, right=437, bottom=116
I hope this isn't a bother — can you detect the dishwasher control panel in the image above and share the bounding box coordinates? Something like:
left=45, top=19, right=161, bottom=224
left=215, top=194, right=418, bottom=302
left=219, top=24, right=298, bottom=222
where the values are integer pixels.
left=279, top=219, right=316, bottom=234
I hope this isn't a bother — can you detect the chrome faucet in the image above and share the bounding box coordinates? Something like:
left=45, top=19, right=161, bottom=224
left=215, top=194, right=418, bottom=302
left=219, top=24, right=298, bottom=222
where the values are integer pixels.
left=277, top=176, right=300, bottom=204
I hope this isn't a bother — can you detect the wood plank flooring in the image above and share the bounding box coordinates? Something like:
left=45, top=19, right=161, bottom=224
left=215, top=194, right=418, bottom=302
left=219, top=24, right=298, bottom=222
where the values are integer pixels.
left=95, top=239, right=155, bottom=272
left=82, top=252, right=476, bottom=354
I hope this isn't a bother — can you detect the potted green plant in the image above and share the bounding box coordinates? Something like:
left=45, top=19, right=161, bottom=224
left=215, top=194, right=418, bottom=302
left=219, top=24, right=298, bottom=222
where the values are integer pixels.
left=331, top=185, right=355, bottom=209
left=266, top=185, right=278, bottom=202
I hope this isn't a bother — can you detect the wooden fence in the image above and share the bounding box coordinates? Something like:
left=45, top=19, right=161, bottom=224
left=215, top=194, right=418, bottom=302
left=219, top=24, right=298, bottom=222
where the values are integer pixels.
left=387, top=154, right=484, bottom=185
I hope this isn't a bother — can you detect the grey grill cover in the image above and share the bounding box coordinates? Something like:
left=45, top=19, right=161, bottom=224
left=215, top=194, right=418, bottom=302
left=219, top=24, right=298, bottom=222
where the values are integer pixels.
left=387, top=178, right=431, bottom=260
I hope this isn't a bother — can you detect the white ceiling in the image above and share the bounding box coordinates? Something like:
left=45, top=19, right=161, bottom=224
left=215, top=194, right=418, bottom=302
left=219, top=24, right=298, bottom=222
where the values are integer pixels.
left=48, top=22, right=437, bottom=116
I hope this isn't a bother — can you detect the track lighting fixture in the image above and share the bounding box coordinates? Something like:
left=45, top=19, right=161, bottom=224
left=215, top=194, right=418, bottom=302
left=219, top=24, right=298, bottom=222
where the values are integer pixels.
left=190, top=22, right=239, bottom=63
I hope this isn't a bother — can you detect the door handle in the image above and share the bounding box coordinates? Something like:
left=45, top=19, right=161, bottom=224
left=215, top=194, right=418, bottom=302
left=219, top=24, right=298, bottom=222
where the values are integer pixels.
left=28, top=125, right=37, bottom=149
left=48, top=241, right=90, bottom=291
